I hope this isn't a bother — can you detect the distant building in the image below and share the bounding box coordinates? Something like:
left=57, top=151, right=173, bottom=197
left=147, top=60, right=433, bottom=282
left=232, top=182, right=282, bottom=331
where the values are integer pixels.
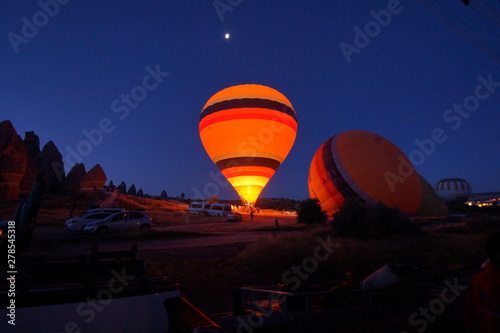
left=465, top=193, right=500, bottom=207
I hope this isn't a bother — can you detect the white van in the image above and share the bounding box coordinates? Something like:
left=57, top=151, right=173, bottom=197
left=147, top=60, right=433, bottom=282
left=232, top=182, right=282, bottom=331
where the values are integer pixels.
left=187, top=201, right=211, bottom=214
left=205, top=203, right=234, bottom=217
left=187, top=202, right=235, bottom=217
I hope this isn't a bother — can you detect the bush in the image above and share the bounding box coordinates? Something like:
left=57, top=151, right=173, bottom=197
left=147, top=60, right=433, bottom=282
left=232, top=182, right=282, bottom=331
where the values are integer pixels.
left=297, top=198, right=328, bottom=225
left=332, top=198, right=420, bottom=240
left=470, top=216, right=500, bottom=231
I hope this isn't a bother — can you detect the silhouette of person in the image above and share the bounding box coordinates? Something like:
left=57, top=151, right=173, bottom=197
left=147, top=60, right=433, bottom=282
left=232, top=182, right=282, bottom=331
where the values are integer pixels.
left=275, top=218, right=279, bottom=227
left=250, top=210, right=254, bottom=221
left=465, top=232, right=500, bottom=333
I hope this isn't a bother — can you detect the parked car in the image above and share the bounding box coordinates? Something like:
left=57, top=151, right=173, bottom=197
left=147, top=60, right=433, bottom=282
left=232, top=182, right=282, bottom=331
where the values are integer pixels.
left=65, top=212, right=117, bottom=232
left=227, top=212, right=242, bottom=222
left=65, top=208, right=125, bottom=232
left=82, top=211, right=153, bottom=234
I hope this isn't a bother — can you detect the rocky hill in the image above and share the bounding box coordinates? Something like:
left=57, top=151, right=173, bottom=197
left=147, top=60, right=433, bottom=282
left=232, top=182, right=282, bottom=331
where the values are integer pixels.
left=0, top=120, right=107, bottom=200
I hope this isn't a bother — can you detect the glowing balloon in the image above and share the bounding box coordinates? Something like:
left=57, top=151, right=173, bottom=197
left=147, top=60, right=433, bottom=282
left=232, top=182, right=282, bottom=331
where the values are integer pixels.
left=308, top=130, right=424, bottom=215
left=199, top=84, right=298, bottom=206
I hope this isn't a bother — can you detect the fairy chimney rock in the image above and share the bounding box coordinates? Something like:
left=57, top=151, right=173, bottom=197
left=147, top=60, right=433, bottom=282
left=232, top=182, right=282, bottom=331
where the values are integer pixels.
left=24, top=131, right=40, bottom=158
left=127, top=184, right=137, bottom=196
left=0, top=120, right=30, bottom=200
left=80, top=164, right=107, bottom=192
left=62, top=163, right=86, bottom=193
left=35, top=141, right=64, bottom=195
left=117, top=181, right=127, bottom=194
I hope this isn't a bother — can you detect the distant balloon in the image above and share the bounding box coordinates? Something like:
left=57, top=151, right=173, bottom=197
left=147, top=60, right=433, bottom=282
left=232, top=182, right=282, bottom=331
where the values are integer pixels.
left=199, top=84, right=297, bottom=206
left=309, top=130, right=437, bottom=216
left=434, top=178, right=471, bottom=203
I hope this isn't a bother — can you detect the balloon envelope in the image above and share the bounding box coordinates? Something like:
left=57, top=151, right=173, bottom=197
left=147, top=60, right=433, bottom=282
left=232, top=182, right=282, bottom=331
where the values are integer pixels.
left=308, top=130, right=423, bottom=215
left=200, top=84, right=297, bottom=205
left=434, top=178, right=471, bottom=203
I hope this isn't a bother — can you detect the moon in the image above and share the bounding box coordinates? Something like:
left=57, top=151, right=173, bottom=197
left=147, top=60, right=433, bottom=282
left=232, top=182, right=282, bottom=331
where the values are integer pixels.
left=224, top=33, right=230, bottom=39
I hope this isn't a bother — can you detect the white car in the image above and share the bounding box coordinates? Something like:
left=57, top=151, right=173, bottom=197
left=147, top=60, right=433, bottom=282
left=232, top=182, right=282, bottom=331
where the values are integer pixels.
left=82, top=211, right=153, bottom=234
left=65, top=208, right=125, bottom=232
left=227, top=212, right=242, bottom=222
left=65, top=212, right=116, bottom=232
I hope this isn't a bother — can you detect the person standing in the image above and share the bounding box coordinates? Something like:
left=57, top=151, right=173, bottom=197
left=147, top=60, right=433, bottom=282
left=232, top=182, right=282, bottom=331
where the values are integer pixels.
left=465, top=232, right=500, bottom=333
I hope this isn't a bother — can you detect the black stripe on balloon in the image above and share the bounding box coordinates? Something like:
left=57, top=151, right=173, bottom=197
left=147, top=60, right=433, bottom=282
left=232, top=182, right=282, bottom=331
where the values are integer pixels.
left=200, top=98, right=297, bottom=121
left=215, top=157, right=281, bottom=171
left=322, top=135, right=365, bottom=203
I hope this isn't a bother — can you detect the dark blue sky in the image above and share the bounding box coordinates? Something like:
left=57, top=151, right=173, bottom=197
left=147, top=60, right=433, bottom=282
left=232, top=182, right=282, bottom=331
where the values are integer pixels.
left=1, top=1, right=499, bottom=201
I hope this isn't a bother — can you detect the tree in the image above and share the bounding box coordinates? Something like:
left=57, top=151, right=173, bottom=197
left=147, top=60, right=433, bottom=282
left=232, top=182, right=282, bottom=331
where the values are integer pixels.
left=332, top=197, right=420, bottom=240
left=136, top=188, right=144, bottom=197
left=297, top=198, right=328, bottom=225
left=160, top=190, right=167, bottom=199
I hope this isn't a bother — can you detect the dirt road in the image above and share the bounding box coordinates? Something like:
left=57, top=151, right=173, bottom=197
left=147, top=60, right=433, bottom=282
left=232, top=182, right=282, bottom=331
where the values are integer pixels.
left=27, top=214, right=303, bottom=255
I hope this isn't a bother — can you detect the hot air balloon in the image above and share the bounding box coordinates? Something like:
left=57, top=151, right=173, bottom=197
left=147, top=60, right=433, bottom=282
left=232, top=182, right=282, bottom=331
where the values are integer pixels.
left=434, top=178, right=471, bottom=203
left=308, top=130, right=447, bottom=216
left=199, top=84, right=298, bottom=206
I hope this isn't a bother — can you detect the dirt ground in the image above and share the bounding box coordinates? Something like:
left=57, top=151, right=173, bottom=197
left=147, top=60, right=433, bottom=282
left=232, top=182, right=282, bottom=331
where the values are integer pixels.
left=1, top=197, right=474, bottom=332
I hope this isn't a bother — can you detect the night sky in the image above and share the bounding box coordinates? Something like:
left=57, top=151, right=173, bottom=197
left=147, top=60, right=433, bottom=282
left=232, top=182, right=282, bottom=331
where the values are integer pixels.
left=1, top=1, right=499, bottom=201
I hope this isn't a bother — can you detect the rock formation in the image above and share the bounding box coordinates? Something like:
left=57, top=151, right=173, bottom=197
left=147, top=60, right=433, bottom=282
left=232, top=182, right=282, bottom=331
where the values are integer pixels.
left=20, top=132, right=41, bottom=194
left=35, top=141, right=65, bottom=195
left=0, top=120, right=30, bottom=200
left=19, top=155, right=38, bottom=195
left=127, top=184, right=137, bottom=196
left=80, top=164, right=107, bottom=192
left=0, top=121, right=117, bottom=199
left=61, top=163, right=86, bottom=194
left=117, top=181, right=127, bottom=194
left=24, top=131, right=40, bottom=158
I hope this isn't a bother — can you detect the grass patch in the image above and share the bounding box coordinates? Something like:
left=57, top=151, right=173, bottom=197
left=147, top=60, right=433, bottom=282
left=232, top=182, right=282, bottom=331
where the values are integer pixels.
left=234, top=229, right=489, bottom=282
left=435, top=216, right=500, bottom=234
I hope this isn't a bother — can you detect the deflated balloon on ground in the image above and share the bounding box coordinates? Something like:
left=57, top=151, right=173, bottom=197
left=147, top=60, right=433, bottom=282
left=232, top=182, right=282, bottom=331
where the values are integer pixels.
left=308, top=130, right=447, bottom=216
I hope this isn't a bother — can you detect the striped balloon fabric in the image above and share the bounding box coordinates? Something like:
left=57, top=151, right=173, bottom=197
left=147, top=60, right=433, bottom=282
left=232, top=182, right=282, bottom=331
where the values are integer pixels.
left=308, top=130, right=424, bottom=216
left=199, top=84, right=298, bottom=206
left=434, top=178, right=471, bottom=203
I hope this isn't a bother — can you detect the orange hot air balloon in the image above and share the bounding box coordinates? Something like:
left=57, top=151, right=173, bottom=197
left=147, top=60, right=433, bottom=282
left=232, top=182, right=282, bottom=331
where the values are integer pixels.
left=199, top=84, right=298, bottom=206
left=308, top=130, right=424, bottom=216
